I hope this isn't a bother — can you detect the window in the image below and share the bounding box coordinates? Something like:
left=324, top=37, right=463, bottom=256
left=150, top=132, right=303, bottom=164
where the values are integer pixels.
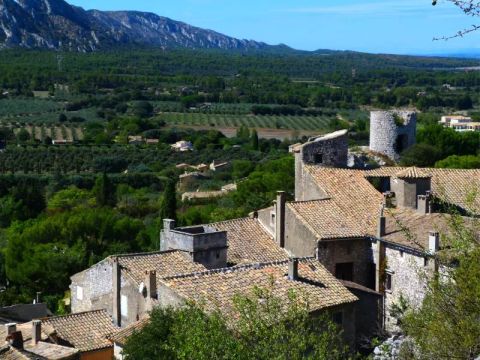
left=76, top=286, right=83, bottom=301
left=400, top=250, right=404, bottom=258
left=333, top=312, right=343, bottom=326
left=424, top=258, right=429, bottom=267
left=335, top=263, right=354, bottom=281
left=385, top=273, right=392, bottom=292
left=270, top=212, right=276, bottom=226
left=314, top=153, right=323, bottom=164
left=121, top=295, right=128, bottom=317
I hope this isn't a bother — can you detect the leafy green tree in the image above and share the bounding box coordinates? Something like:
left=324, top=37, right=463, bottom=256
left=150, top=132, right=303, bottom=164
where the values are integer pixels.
left=47, top=186, right=93, bottom=211
left=435, top=155, right=480, bottom=169
left=93, top=172, right=117, bottom=207
left=123, top=287, right=349, bottom=360
left=131, top=101, right=154, bottom=119
left=16, top=129, right=30, bottom=143
left=401, top=214, right=480, bottom=359
left=399, top=144, right=443, bottom=167
left=159, top=179, right=177, bottom=221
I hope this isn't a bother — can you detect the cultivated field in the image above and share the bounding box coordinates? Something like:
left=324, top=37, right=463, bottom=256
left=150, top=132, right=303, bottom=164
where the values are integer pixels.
left=5, top=122, right=84, bottom=141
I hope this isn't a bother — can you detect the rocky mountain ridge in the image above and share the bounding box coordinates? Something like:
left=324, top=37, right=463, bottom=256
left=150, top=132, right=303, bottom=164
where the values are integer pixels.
left=0, top=0, right=279, bottom=51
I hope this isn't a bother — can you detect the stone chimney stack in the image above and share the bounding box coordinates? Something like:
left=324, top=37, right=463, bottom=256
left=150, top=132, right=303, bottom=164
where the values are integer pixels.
left=145, top=270, right=157, bottom=300
left=428, top=232, right=440, bottom=254
left=112, top=258, right=121, bottom=327
left=32, top=320, right=41, bottom=345
left=417, top=192, right=432, bottom=214
left=288, top=258, right=299, bottom=281
left=275, top=191, right=286, bottom=248
left=5, top=323, right=16, bottom=336
left=377, top=205, right=386, bottom=238
left=160, top=219, right=176, bottom=251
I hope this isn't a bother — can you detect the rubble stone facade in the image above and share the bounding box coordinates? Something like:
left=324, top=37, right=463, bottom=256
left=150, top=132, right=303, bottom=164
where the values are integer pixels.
left=370, top=111, right=417, bottom=161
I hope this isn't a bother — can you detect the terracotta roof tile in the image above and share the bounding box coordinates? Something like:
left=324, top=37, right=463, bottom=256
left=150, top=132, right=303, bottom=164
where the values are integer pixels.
left=395, top=167, right=431, bottom=179
left=162, top=258, right=357, bottom=318
left=42, top=310, right=117, bottom=352
left=115, top=251, right=206, bottom=285
left=303, top=166, right=384, bottom=234
left=288, top=200, right=366, bottom=239
left=24, top=341, right=79, bottom=359
left=108, top=317, right=149, bottom=346
left=365, top=167, right=480, bottom=212
left=211, top=218, right=288, bottom=265
left=0, top=346, right=33, bottom=360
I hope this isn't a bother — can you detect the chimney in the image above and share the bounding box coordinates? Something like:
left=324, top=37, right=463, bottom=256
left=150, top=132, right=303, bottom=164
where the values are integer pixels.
left=112, top=258, right=121, bottom=327
left=8, top=331, right=23, bottom=349
left=163, top=219, right=176, bottom=231
left=288, top=258, right=299, bottom=281
left=428, top=232, right=440, bottom=254
left=145, top=270, right=157, bottom=300
left=417, top=192, right=432, bottom=214
left=377, top=205, right=386, bottom=238
left=32, top=320, right=41, bottom=345
left=5, top=323, right=16, bottom=336
left=36, top=292, right=41, bottom=304
left=275, top=191, right=286, bottom=248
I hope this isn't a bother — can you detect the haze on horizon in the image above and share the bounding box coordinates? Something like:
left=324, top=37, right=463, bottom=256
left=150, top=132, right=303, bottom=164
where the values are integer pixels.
left=68, top=0, right=480, bottom=56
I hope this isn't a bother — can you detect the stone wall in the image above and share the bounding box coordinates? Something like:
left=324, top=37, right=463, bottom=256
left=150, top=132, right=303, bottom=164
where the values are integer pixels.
left=317, top=239, right=375, bottom=288
left=294, top=157, right=328, bottom=201
left=370, top=111, right=417, bottom=162
left=391, top=177, right=431, bottom=209
left=382, top=245, right=432, bottom=332
left=284, top=206, right=318, bottom=257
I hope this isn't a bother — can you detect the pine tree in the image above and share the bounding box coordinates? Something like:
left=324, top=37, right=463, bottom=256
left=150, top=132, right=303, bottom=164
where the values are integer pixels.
left=159, top=179, right=177, bottom=222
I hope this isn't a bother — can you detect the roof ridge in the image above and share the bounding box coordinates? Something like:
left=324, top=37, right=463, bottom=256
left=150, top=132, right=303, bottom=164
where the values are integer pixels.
left=109, top=249, right=179, bottom=259
left=210, top=217, right=251, bottom=226
left=43, top=309, right=108, bottom=321
left=162, top=257, right=315, bottom=281
left=288, top=198, right=332, bottom=205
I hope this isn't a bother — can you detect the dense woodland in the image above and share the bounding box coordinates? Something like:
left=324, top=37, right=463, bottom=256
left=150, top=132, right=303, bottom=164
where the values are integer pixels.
left=0, top=48, right=479, bottom=316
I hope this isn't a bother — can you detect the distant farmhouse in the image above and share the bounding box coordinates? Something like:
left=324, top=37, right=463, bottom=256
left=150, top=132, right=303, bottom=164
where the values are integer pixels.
left=4, top=111, right=478, bottom=359
left=439, top=114, right=480, bottom=132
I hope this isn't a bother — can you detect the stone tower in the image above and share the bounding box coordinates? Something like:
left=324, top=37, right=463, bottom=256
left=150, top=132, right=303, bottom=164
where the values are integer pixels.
left=369, top=111, right=416, bottom=162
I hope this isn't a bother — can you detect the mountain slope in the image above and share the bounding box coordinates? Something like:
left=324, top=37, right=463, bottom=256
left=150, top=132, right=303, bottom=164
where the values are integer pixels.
left=0, top=0, right=278, bottom=52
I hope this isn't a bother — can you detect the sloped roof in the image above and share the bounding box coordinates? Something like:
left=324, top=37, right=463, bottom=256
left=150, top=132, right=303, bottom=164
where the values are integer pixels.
left=114, top=250, right=206, bottom=286
left=42, top=310, right=117, bottom=353
left=365, top=167, right=480, bottom=212
left=161, top=258, right=357, bottom=317
left=395, top=167, right=431, bottom=179
left=383, top=208, right=475, bottom=251
left=24, top=341, right=79, bottom=360
left=303, top=166, right=384, bottom=235
left=211, top=218, right=288, bottom=265
left=288, top=200, right=366, bottom=240
left=108, top=316, right=150, bottom=346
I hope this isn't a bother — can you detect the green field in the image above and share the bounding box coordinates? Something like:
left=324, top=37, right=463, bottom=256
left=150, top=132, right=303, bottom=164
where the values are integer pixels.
left=159, top=112, right=334, bottom=131
left=5, top=122, right=84, bottom=141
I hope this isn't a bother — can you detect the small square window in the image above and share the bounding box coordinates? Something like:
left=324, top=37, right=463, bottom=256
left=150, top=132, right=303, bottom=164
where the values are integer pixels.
left=314, top=154, right=323, bottom=164
left=424, top=258, right=429, bottom=267
left=270, top=212, right=276, bottom=226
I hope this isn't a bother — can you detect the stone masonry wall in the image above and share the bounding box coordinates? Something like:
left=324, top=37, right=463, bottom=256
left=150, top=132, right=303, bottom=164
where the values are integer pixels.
left=370, top=111, right=416, bottom=162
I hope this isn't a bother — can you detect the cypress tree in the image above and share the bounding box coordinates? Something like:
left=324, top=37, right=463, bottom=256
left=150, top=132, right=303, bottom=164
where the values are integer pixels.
left=251, top=129, right=259, bottom=151
left=94, top=172, right=116, bottom=207
left=159, top=179, right=177, bottom=222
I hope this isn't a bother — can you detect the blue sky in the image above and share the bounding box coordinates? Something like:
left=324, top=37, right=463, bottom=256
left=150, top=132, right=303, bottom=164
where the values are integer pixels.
left=69, top=0, right=480, bottom=55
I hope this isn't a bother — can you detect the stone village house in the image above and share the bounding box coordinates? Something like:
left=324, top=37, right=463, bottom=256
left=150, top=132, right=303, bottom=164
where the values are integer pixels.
left=28, top=116, right=478, bottom=358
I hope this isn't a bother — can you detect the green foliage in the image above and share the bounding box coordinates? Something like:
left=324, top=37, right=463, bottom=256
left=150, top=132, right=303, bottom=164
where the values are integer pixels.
left=401, top=215, right=480, bottom=359
left=251, top=129, right=259, bottom=150
left=399, top=144, right=443, bottom=167
left=435, top=155, right=480, bottom=169
left=123, top=287, right=350, bottom=360
left=93, top=173, right=117, bottom=207
left=159, top=180, right=177, bottom=222
left=47, top=186, right=93, bottom=211
left=16, top=128, right=30, bottom=143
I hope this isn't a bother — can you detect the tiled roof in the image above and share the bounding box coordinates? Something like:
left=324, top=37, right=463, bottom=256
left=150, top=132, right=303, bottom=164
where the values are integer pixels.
left=288, top=200, right=366, bottom=240
left=211, top=218, right=288, bottom=265
left=0, top=345, right=34, bottom=360
left=24, top=341, right=79, bottom=360
left=383, top=208, right=472, bottom=251
left=115, top=251, right=206, bottom=286
left=161, top=258, right=357, bottom=318
left=365, top=167, right=480, bottom=212
left=395, top=167, right=431, bottom=179
left=303, top=166, right=384, bottom=234
left=109, top=317, right=149, bottom=346
left=42, top=310, right=117, bottom=352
